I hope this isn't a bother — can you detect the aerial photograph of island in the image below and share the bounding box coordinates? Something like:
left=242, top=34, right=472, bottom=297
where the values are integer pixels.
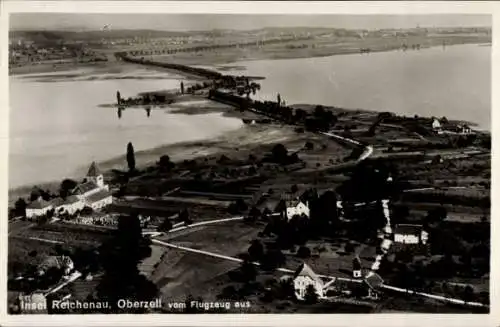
left=6, top=13, right=491, bottom=314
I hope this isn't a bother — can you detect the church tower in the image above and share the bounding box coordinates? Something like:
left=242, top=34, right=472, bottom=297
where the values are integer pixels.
left=87, top=161, right=104, bottom=188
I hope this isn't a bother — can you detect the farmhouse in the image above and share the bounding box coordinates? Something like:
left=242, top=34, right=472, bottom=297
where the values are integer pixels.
left=394, top=224, right=429, bottom=245
left=459, top=124, right=472, bottom=135
left=364, top=272, right=384, bottom=300
left=25, top=197, right=53, bottom=219
left=293, top=263, right=326, bottom=300
left=282, top=194, right=310, bottom=220
left=432, top=118, right=443, bottom=134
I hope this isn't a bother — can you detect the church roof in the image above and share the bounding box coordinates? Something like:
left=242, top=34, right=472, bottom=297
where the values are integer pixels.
left=50, top=197, right=65, bottom=208
left=64, top=195, right=81, bottom=205
left=293, top=263, right=323, bottom=286
left=87, top=161, right=101, bottom=177
left=84, top=189, right=112, bottom=203
left=73, top=181, right=99, bottom=196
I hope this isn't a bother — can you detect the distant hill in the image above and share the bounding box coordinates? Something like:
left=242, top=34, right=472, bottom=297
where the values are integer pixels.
left=9, top=29, right=190, bottom=42
left=10, top=26, right=491, bottom=44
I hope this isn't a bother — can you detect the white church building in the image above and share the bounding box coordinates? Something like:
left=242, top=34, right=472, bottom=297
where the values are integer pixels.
left=25, top=162, right=113, bottom=218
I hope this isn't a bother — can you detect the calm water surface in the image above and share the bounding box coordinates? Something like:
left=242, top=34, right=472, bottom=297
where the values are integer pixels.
left=221, top=44, right=491, bottom=129
left=9, top=69, right=243, bottom=189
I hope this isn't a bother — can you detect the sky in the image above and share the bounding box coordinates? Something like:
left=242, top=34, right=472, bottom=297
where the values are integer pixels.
left=10, top=14, right=492, bottom=32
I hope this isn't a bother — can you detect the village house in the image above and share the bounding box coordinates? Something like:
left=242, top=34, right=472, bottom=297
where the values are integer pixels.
left=282, top=194, right=310, bottom=220
left=25, top=197, right=53, bottom=219
left=394, top=224, right=429, bottom=245
left=459, top=124, right=472, bottom=135
left=364, top=272, right=384, bottom=300
left=37, top=255, right=75, bottom=277
left=293, top=263, right=334, bottom=300
left=432, top=118, right=443, bottom=134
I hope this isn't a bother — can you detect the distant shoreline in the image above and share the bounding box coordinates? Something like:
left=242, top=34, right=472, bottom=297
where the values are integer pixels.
left=8, top=39, right=488, bottom=77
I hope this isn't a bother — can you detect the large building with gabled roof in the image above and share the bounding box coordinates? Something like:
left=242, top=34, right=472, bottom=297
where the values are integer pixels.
left=293, top=263, right=325, bottom=300
left=72, top=161, right=112, bottom=211
left=26, top=197, right=53, bottom=219
left=25, top=161, right=113, bottom=218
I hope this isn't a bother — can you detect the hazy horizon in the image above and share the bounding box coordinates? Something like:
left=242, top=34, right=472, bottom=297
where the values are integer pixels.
left=10, top=14, right=491, bottom=32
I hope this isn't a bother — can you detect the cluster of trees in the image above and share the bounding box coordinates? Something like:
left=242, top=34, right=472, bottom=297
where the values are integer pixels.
left=208, top=90, right=338, bottom=132
left=266, top=143, right=301, bottom=165
left=336, top=162, right=399, bottom=202
left=247, top=240, right=286, bottom=271
left=260, top=189, right=342, bottom=248
left=158, top=209, right=192, bottom=232
left=157, top=155, right=175, bottom=172
left=304, top=105, right=338, bottom=132
left=95, top=214, right=159, bottom=312
left=118, top=93, right=173, bottom=107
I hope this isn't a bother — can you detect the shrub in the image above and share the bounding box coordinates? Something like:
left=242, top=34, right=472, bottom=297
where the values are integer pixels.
left=297, top=246, right=311, bottom=258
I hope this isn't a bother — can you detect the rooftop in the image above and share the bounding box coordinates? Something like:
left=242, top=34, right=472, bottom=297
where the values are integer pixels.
left=50, top=197, right=65, bottom=208
left=86, top=161, right=101, bottom=177
left=364, top=272, right=384, bottom=290
left=394, top=224, right=424, bottom=235
left=84, top=189, right=112, bottom=203
left=64, top=195, right=81, bottom=205
left=293, top=263, right=323, bottom=286
left=26, top=197, right=52, bottom=209
left=73, top=181, right=99, bottom=196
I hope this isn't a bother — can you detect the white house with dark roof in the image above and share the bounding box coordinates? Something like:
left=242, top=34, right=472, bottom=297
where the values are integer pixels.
left=364, top=272, right=384, bottom=300
left=26, top=197, right=53, bottom=219
left=293, top=263, right=325, bottom=300
left=432, top=118, right=443, bottom=134
left=394, top=224, right=429, bottom=245
left=282, top=194, right=310, bottom=221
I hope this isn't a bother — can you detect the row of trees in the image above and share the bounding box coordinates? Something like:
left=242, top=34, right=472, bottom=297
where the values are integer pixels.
left=208, top=90, right=338, bottom=132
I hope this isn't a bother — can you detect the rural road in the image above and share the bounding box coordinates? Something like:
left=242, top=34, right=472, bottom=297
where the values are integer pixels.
left=151, top=236, right=487, bottom=308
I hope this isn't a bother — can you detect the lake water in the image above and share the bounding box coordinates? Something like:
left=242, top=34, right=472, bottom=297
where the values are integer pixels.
left=9, top=68, right=243, bottom=189
left=219, top=44, right=491, bottom=130
left=9, top=44, right=490, bottom=189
